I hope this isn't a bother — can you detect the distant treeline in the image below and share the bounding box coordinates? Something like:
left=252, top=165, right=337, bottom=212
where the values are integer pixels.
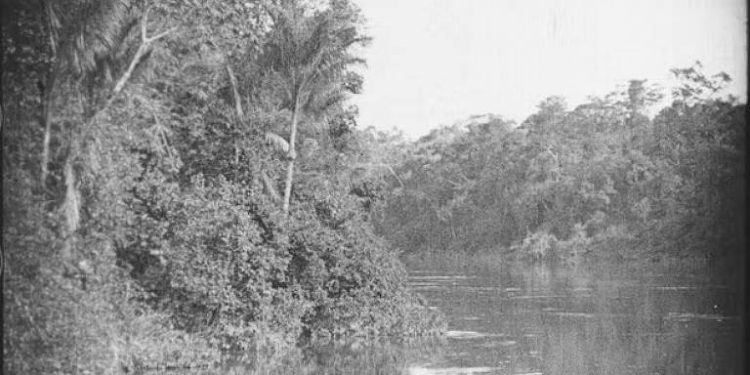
left=375, top=65, right=745, bottom=262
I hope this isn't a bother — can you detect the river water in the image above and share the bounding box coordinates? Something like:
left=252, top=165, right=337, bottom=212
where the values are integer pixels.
left=399, top=259, right=743, bottom=375
left=199, top=257, right=744, bottom=374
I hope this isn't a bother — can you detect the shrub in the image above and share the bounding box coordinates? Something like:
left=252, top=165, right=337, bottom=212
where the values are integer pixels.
left=556, top=223, right=592, bottom=260
left=288, top=196, right=444, bottom=338
left=512, top=230, right=558, bottom=261
left=2, top=181, right=217, bottom=373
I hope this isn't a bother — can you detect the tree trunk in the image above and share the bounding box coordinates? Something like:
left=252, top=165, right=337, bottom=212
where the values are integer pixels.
left=282, top=96, right=300, bottom=214
left=40, top=111, right=52, bottom=187
left=57, top=10, right=169, bottom=259
left=282, top=159, right=295, bottom=214
left=61, top=151, right=80, bottom=261
left=261, top=170, right=281, bottom=203
left=40, top=72, right=57, bottom=188
left=226, top=64, right=244, bottom=120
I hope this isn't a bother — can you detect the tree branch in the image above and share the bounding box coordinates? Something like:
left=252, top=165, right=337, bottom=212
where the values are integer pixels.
left=261, top=170, right=282, bottom=203
left=110, top=6, right=174, bottom=100
left=226, top=64, right=245, bottom=119
left=351, top=163, right=405, bottom=188
left=80, top=6, right=173, bottom=138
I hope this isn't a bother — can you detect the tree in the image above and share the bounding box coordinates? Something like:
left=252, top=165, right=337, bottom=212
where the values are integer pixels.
left=259, top=0, right=369, bottom=214
left=30, top=0, right=137, bottom=188
left=47, top=2, right=173, bottom=263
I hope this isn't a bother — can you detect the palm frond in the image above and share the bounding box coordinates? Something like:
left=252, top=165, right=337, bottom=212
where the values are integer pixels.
left=49, top=0, right=135, bottom=77
left=259, top=0, right=368, bottom=112
left=265, top=132, right=290, bottom=154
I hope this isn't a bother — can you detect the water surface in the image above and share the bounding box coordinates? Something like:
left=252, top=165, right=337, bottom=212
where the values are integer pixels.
left=401, top=260, right=742, bottom=375
left=174, top=258, right=744, bottom=374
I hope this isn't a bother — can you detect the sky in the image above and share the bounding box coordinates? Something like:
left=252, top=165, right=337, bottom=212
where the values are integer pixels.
left=349, top=0, right=747, bottom=139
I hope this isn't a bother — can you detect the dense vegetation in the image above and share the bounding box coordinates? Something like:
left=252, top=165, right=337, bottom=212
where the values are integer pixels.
left=2, top=0, right=443, bottom=373
left=2, top=0, right=744, bottom=372
left=376, top=65, right=745, bottom=264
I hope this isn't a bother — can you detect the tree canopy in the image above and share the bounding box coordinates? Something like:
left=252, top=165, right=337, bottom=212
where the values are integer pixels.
left=375, top=65, right=744, bottom=263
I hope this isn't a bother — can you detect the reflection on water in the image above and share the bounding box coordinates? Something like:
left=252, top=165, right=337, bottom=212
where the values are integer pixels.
left=165, top=259, right=743, bottom=374
left=402, top=261, right=742, bottom=375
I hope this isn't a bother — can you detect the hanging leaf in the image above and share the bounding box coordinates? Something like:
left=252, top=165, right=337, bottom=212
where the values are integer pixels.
left=264, top=131, right=289, bottom=153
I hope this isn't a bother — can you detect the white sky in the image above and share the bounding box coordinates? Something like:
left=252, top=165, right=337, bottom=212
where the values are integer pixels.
left=349, top=0, right=747, bottom=138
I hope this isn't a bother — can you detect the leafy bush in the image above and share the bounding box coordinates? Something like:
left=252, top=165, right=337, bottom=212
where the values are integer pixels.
left=287, top=192, right=443, bottom=338
left=512, top=230, right=558, bottom=261
left=556, top=223, right=592, bottom=260
left=2, top=170, right=218, bottom=374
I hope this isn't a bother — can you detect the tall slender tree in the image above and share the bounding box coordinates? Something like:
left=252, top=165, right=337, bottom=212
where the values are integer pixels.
left=36, top=0, right=136, bottom=187
left=260, top=0, right=369, bottom=214
left=34, top=1, right=173, bottom=261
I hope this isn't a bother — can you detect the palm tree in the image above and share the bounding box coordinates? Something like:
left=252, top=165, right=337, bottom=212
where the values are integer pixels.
left=38, top=0, right=135, bottom=187
left=37, top=0, right=173, bottom=260
left=260, top=0, right=368, bottom=214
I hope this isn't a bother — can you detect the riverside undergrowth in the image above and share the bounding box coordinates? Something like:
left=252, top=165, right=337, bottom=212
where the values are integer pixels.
left=2, top=1, right=444, bottom=373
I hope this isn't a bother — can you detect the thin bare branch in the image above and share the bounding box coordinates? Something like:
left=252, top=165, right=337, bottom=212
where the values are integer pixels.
left=146, top=27, right=177, bottom=43
left=140, top=5, right=151, bottom=42
left=351, top=163, right=405, bottom=188
left=261, top=170, right=282, bottom=203
left=111, top=7, right=173, bottom=97
left=386, top=165, right=405, bottom=188
left=226, top=64, right=245, bottom=119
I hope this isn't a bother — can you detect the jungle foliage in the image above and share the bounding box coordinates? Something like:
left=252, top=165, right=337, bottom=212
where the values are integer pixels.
left=2, top=0, right=442, bottom=373
left=376, top=65, right=745, bottom=264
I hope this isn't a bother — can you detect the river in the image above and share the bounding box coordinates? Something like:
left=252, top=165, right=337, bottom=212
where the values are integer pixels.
left=400, top=258, right=742, bottom=375
left=190, top=257, right=744, bottom=374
